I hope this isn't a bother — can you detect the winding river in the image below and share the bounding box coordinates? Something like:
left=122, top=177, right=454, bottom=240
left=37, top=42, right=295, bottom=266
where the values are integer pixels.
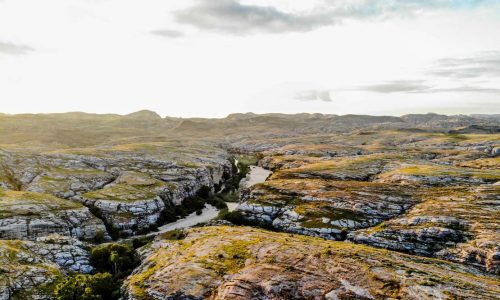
left=139, top=165, right=272, bottom=238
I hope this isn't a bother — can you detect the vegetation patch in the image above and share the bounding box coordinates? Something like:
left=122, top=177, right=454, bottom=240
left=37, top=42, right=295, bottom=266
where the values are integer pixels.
left=82, top=182, right=166, bottom=202
left=90, top=243, right=139, bottom=277
left=0, top=189, right=82, bottom=218
left=200, top=238, right=255, bottom=276
left=159, top=229, right=186, bottom=241
left=386, top=164, right=500, bottom=180
left=54, top=272, right=120, bottom=300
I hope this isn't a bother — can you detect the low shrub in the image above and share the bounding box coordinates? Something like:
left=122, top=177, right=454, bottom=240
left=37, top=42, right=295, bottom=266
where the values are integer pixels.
left=54, top=273, right=119, bottom=300
left=206, top=195, right=228, bottom=210
left=158, top=205, right=178, bottom=223
left=218, top=209, right=245, bottom=225
left=90, top=243, right=139, bottom=278
left=160, top=229, right=186, bottom=240
left=182, top=196, right=205, bottom=212
left=131, top=235, right=154, bottom=249
left=92, top=230, right=106, bottom=244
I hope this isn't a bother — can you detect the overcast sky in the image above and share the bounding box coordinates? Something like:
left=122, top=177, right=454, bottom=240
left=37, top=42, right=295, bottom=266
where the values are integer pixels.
left=0, top=0, right=499, bottom=117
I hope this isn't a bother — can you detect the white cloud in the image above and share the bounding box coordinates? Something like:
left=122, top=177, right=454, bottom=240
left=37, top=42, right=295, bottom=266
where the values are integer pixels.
left=0, top=41, right=33, bottom=55
left=173, top=0, right=499, bottom=35
left=0, top=0, right=498, bottom=117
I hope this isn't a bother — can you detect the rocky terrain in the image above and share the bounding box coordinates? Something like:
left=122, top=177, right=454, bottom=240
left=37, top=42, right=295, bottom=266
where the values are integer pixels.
left=234, top=129, right=500, bottom=276
left=350, top=184, right=500, bottom=274
left=0, top=234, right=93, bottom=299
left=0, top=188, right=107, bottom=241
left=0, top=140, right=233, bottom=237
left=123, top=226, right=499, bottom=300
left=0, top=111, right=498, bottom=299
left=238, top=179, right=420, bottom=239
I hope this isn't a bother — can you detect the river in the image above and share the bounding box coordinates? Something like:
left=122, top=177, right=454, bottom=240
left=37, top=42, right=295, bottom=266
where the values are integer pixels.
left=239, top=166, right=273, bottom=189
left=138, top=165, right=272, bottom=238
left=156, top=204, right=219, bottom=233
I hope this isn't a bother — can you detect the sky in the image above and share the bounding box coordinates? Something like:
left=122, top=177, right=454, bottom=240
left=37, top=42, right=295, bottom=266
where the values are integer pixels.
left=0, top=0, right=499, bottom=117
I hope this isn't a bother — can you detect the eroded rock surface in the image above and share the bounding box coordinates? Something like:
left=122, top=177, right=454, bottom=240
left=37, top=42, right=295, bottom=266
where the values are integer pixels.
left=0, top=112, right=499, bottom=298
left=24, top=234, right=93, bottom=274
left=0, top=142, right=233, bottom=237
left=235, top=130, right=500, bottom=276
left=238, top=179, right=420, bottom=239
left=0, top=239, right=63, bottom=300
left=350, top=185, right=500, bottom=274
left=0, top=189, right=107, bottom=241
left=122, top=226, right=500, bottom=300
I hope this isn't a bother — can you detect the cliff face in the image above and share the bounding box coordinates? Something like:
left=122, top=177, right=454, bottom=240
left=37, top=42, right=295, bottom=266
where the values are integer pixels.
left=0, top=140, right=234, bottom=238
left=0, top=189, right=107, bottom=241
left=350, top=184, right=500, bottom=275
left=77, top=163, right=231, bottom=235
left=0, top=112, right=499, bottom=299
left=0, top=238, right=62, bottom=299
left=235, top=130, right=499, bottom=275
left=0, top=141, right=236, bottom=298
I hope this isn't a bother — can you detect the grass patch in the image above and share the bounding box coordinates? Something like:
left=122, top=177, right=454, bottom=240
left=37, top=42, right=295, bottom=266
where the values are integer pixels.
left=0, top=189, right=82, bottom=218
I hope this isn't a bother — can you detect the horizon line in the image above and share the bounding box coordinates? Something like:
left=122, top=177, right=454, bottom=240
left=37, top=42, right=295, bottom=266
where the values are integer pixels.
left=1, top=110, right=499, bottom=119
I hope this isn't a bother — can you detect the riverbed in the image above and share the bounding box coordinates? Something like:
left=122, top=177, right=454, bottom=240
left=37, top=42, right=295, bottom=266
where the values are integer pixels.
left=156, top=204, right=219, bottom=233
left=140, top=165, right=272, bottom=237
left=239, top=166, right=273, bottom=189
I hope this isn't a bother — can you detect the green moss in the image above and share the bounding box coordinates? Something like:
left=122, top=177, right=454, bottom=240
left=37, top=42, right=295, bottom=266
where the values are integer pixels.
left=200, top=238, right=255, bottom=275
left=0, top=163, right=23, bottom=191
left=127, top=262, right=160, bottom=299
left=390, top=164, right=499, bottom=180
left=166, top=182, right=177, bottom=190
left=300, top=219, right=338, bottom=229
left=82, top=182, right=165, bottom=202
left=418, top=280, right=436, bottom=286
left=365, top=222, right=387, bottom=234
left=235, top=154, right=260, bottom=166
left=0, top=189, right=82, bottom=218
left=445, top=133, right=469, bottom=141
left=49, top=166, right=106, bottom=175
left=159, top=229, right=186, bottom=241
left=180, top=162, right=200, bottom=168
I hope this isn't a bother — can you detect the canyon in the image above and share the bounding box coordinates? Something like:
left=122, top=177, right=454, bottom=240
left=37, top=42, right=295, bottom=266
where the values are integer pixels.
left=0, top=111, right=498, bottom=299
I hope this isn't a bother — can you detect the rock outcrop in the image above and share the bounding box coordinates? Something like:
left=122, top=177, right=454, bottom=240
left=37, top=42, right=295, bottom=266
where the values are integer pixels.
left=0, top=144, right=233, bottom=237
left=0, top=112, right=499, bottom=298
left=24, top=234, right=93, bottom=274
left=237, top=178, right=420, bottom=239
left=0, top=239, right=63, bottom=300
left=77, top=171, right=170, bottom=235
left=122, top=226, right=500, bottom=300
left=350, top=184, right=500, bottom=274
left=0, top=189, right=107, bottom=241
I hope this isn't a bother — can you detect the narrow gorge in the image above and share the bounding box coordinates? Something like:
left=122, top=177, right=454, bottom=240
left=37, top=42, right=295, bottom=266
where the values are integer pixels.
left=0, top=112, right=498, bottom=299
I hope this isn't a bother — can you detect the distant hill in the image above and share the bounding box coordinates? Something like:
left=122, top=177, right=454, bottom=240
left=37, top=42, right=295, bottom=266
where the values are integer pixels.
left=124, top=110, right=162, bottom=120
left=0, top=110, right=499, bottom=150
left=449, top=125, right=500, bottom=134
